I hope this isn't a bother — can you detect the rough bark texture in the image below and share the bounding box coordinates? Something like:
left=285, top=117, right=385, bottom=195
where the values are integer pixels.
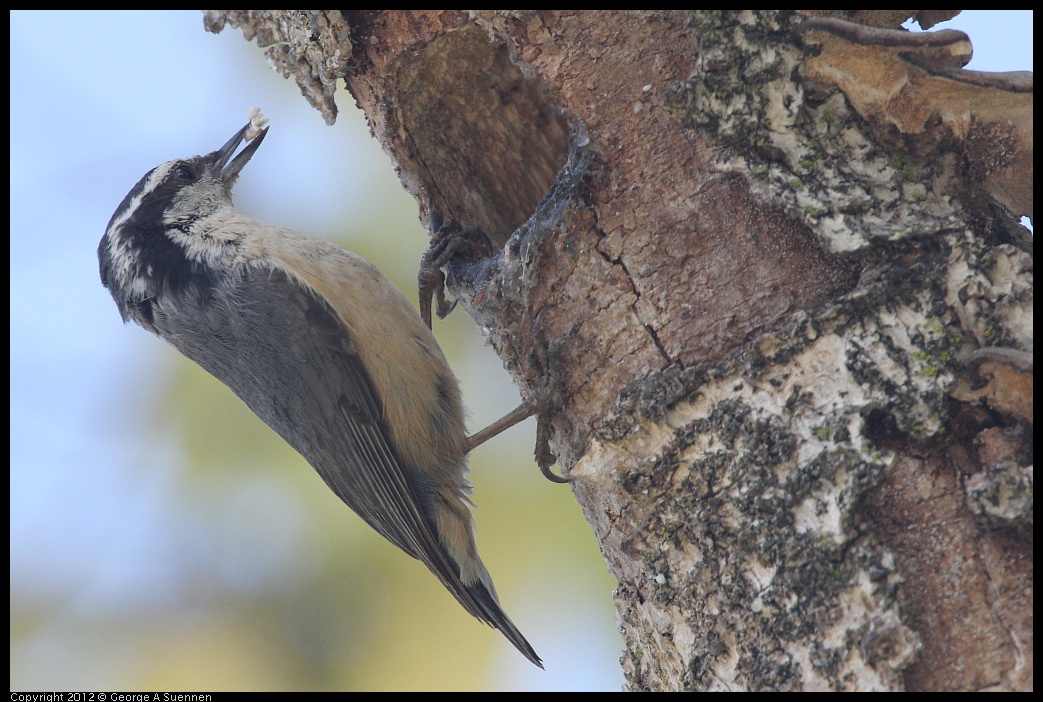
left=205, top=10, right=1032, bottom=691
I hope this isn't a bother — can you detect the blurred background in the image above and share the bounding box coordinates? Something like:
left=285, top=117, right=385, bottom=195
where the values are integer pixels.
left=9, top=10, right=1032, bottom=692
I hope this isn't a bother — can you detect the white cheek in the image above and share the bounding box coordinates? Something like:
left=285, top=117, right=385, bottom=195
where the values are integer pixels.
left=165, top=187, right=216, bottom=224
left=164, top=207, right=242, bottom=267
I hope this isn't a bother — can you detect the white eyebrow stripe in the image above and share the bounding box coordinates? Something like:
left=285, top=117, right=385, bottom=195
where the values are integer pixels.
left=107, top=160, right=177, bottom=239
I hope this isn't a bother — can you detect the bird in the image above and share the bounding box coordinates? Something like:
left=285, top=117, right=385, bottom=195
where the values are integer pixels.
left=97, top=116, right=542, bottom=668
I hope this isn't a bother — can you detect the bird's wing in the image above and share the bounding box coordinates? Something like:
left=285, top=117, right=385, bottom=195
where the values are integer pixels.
left=153, top=263, right=462, bottom=585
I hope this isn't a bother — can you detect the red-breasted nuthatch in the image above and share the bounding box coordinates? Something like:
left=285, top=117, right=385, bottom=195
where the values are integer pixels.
left=98, top=117, right=542, bottom=668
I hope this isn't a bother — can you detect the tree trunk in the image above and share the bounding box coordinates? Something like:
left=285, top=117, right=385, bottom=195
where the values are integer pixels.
left=205, top=10, right=1032, bottom=691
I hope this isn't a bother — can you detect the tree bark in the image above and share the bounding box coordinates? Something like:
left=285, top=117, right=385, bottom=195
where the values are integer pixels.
left=205, top=10, right=1032, bottom=691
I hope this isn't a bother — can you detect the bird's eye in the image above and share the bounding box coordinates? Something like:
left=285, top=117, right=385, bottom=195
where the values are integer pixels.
left=174, top=164, right=195, bottom=182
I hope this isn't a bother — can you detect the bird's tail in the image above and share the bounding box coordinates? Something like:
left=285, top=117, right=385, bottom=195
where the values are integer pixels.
left=428, top=480, right=543, bottom=668
left=467, top=579, right=544, bottom=669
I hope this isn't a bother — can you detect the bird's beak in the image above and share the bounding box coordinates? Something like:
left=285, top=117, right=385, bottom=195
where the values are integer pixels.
left=212, top=122, right=269, bottom=184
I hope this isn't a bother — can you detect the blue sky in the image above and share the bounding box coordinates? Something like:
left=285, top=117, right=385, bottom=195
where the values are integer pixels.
left=10, top=10, right=1032, bottom=692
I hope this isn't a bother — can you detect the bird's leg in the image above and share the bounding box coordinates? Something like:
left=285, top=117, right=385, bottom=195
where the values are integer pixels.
left=465, top=383, right=567, bottom=484
left=418, top=206, right=498, bottom=330
left=418, top=217, right=463, bottom=330
left=465, top=316, right=571, bottom=483
left=465, top=400, right=539, bottom=451
left=420, top=206, right=568, bottom=482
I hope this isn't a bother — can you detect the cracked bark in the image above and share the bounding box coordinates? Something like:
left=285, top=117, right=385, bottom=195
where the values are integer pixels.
left=205, top=10, right=1032, bottom=691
